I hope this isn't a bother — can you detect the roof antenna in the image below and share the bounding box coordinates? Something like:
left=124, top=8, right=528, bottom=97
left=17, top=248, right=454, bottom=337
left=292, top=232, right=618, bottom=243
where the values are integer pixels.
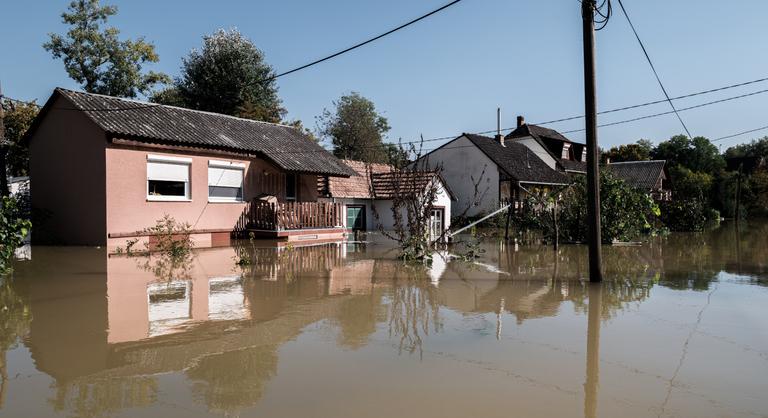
left=497, top=107, right=501, bottom=137
left=495, top=107, right=506, bottom=146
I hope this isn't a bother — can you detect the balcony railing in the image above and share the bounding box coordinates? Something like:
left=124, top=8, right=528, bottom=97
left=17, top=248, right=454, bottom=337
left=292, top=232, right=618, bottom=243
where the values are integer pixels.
left=236, top=200, right=344, bottom=233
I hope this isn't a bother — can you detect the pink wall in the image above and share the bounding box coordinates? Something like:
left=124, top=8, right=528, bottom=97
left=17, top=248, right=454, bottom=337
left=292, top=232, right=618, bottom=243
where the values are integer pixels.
left=29, top=96, right=108, bottom=245
left=105, top=144, right=321, bottom=249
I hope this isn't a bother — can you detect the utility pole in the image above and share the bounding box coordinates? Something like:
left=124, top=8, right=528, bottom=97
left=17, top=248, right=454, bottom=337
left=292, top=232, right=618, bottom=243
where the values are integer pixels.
left=0, top=82, right=8, bottom=197
left=581, top=0, right=603, bottom=282
left=735, top=162, right=743, bottom=224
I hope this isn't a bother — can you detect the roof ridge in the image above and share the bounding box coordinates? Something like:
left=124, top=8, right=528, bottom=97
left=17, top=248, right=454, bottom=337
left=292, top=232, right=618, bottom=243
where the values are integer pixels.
left=608, top=159, right=666, bottom=165
left=54, top=87, right=299, bottom=130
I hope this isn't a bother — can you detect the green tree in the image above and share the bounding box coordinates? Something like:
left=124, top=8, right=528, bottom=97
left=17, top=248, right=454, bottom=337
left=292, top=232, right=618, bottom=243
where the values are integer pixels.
left=1, top=100, right=38, bottom=177
left=652, top=135, right=725, bottom=173
left=155, top=29, right=285, bottom=123
left=724, top=136, right=768, bottom=159
left=43, top=0, right=169, bottom=98
left=602, top=139, right=652, bottom=163
left=318, top=92, right=391, bottom=163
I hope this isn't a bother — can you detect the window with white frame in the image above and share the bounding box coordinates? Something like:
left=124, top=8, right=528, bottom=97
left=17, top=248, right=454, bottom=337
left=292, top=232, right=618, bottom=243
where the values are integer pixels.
left=147, top=155, right=191, bottom=201
left=208, top=160, right=245, bottom=202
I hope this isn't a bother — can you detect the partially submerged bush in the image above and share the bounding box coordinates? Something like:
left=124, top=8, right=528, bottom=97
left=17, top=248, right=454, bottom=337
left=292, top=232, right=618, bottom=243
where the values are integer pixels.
left=0, top=196, right=32, bottom=274
left=659, top=198, right=709, bottom=232
left=515, top=172, right=660, bottom=244
left=117, top=215, right=194, bottom=281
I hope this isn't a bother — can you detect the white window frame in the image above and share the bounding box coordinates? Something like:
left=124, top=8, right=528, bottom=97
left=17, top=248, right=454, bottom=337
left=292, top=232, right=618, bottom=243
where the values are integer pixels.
left=208, top=160, right=246, bottom=203
left=146, top=154, right=192, bottom=202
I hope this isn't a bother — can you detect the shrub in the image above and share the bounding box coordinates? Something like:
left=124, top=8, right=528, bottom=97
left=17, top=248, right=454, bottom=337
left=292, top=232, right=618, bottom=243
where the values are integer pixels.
left=0, top=196, right=32, bottom=274
left=659, top=198, right=709, bottom=231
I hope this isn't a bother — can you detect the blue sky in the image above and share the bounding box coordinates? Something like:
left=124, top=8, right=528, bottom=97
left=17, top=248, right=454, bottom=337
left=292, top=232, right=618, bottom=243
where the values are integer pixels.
left=2, top=0, right=768, bottom=151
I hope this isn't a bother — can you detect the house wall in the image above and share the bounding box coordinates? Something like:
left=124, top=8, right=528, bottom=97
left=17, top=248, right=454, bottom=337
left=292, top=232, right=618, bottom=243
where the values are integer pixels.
left=323, top=181, right=452, bottom=233
left=513, top=137, right=558, bottom=170
left=105, top=145, right=319, bottom=250
left=371, top=180, right=453, bottom=231
left=421, top=135, right=499, bottom=218
left=29, top=95, right=108, bottom=245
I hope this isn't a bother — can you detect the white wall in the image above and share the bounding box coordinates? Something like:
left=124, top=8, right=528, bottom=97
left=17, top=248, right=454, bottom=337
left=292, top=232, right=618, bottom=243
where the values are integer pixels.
left=326, top=179, right=452, bottom=233
left=420, top=135, right=499, bottom=218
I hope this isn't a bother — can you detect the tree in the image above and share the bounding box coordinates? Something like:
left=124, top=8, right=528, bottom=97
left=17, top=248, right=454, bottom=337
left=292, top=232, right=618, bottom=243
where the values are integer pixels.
left=43, top=0, right=169, bottom=98
left=602, top=139, right=653, bottom=163
left=652, top=135, right=724, bottom=173
left=1, top=99, right=39, bottom=177
left=724, top=137, right=768, bottom=159
left=318, top=92, right=391, bottom=163
left=155, top=29, right=285, bottom=123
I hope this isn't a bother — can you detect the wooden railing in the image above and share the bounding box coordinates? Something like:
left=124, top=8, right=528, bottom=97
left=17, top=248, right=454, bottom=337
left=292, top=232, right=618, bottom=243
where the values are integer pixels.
left=237, top=200, right=344, bottom=232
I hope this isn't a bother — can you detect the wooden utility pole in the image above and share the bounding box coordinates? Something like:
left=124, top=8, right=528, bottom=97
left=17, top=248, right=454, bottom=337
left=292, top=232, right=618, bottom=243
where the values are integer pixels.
left=735, top=162, right=743, bottom=224
left=581, top=0, right=603, bottom=282
left=0, top=83, right=8, bottom=197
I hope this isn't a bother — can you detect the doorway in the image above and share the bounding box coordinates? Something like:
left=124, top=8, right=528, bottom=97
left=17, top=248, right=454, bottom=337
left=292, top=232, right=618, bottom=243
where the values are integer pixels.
left=346, top=205, right=366, bottom=231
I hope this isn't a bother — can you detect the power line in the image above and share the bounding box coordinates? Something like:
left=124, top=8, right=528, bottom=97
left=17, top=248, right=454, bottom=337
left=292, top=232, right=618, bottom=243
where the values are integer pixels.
left=712, top=124, right=768, bottom=143
left=6, top=81, right=768, bottom=152
left=616, top=0, right=692, bottom=138
left=264, top=0, right=464, bottom=82
left=561, top=87, right=768, bottom=134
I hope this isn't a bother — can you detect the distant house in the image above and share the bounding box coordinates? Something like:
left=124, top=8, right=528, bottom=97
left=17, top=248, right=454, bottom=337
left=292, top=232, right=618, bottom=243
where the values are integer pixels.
left=418, top=130, right=570, bottom=218
left=606, top=160, right=672, bottom=201
left=506, top=116, right=587, bottom=175
left=25, top=88, right=355, bottom=249
left=319, top=159, right=453, bottom=237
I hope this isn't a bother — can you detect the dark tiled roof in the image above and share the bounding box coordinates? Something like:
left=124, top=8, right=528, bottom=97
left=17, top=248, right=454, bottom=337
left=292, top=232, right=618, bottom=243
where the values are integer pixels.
left=463, top=134, right=570, bottom=185
left=50, top=88, right=354, bottom=177
left=561, top=159, right=587, bottom=173
left=506, top=123, right=573, bottom=143
left=607, top=160, right=667, bottom=191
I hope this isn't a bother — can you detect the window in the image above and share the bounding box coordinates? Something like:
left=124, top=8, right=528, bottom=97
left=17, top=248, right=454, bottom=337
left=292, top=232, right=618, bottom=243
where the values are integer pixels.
left=285, top=173, right=297, bottom=200
left=208, top=160, right=245, bottom=202
left=147, top=155, right=191, bottom=201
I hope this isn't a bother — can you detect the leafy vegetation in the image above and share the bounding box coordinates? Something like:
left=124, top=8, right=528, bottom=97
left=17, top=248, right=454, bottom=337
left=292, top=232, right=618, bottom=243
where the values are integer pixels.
left=44, top=0, right=169, bottom=97
left=515, top=172, right=660, bottom=244
left=0, top=197, right=31, bottom=275
left=0, top=99, right=39, bottom=177
left=317, top=92, right=392, bottom=164
left=115, top=215, right=194, bottom=281
left=152, top=28, right=286, bottom=123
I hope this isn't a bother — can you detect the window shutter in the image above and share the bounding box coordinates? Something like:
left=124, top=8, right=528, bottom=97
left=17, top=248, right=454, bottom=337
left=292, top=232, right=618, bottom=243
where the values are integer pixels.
left=147, top=162, right=190, bottom=182
left=208, top=167, right=244, bottom=188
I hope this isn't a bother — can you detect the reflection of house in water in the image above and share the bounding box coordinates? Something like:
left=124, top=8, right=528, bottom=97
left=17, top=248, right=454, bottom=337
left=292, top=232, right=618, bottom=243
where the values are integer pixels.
left=8, top=237, right=690, bottom=416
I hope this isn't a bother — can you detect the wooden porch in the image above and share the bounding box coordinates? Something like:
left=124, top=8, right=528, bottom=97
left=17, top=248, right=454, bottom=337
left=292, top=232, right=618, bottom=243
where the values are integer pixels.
left=235, top=199, right=347, bottom=240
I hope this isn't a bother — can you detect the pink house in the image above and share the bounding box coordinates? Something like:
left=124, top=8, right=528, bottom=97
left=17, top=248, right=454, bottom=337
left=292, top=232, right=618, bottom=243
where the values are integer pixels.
left=25, top=88, right=354, bottom=249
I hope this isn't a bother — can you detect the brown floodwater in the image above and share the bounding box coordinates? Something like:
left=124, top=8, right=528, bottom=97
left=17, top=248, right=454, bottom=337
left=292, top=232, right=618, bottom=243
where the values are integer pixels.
left=1, top=221, right=767, bottom=418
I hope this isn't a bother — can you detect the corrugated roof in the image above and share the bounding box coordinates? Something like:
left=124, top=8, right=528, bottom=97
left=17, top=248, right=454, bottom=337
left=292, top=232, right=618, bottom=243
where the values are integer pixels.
left=49, top=88, right=354, bottom=177
left=607, top=160, right=667, bottom=191
left=463, top=134, right=570, bottom=185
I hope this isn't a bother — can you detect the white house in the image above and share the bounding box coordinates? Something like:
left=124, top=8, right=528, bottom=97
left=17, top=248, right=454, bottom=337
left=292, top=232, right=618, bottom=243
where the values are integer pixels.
left=418, top=121, right=572, bottom=218
left=318, top=159, right=454, bottom=236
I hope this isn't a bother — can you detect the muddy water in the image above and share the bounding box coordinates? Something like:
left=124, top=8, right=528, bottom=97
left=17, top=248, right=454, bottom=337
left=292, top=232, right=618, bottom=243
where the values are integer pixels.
left=0, top=222, right=767, bottom=418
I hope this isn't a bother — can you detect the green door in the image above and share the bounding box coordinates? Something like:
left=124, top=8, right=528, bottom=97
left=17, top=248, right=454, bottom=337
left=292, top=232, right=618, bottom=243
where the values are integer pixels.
left=346, top=206, right=365, bottom=230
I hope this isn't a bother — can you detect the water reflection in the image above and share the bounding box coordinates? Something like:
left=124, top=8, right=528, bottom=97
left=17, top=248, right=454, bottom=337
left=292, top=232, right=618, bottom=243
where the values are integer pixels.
left=0, top=221, right=766, bottom=417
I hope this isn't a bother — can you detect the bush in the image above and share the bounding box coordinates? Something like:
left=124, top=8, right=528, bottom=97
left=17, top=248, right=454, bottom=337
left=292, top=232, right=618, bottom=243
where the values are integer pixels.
left=0, top=196, right=32, bottom=274
left=559, top=172, right=660, bottom=243
left=512, top=172, right=660, bottom=244
left=660, top=198, right=709, bottom=231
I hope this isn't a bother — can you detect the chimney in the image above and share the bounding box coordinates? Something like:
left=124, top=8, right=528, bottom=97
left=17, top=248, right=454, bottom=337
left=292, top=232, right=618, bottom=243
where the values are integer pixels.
left=517, top=115, right=525, bottom=128
left=495, top=133, right=505, bottom=147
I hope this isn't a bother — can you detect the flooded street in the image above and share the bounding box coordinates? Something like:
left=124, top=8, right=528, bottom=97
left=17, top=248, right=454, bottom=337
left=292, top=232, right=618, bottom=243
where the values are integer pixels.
left=1, top=222, right=767, bottom=418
